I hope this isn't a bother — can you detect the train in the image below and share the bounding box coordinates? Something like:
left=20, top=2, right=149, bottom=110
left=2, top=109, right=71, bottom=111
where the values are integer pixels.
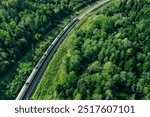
left=16, top=17, right=79, bottom=100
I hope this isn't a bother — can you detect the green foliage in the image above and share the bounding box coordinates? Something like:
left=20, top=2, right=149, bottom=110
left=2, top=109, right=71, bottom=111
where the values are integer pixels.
left=32, top=0, right=150, bottom=100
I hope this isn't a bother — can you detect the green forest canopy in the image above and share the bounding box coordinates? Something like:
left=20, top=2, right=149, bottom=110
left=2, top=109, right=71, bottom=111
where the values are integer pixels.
left=32, top=0, right=150, bottom=100
left=0, top=0, right=97, bottom=75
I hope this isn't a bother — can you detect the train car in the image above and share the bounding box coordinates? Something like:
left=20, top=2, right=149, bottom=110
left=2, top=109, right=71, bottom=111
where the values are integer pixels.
left=63, top=25, right=69, bottom=31
left=51, top=37, right=59, bottom=46
left=15, top=84, right=28, bottom=100
left=46, top=45, right=54, bottom=53
left=16, top=68, right=38, bottom=100
left=58, top=18, right=78, bottom=38
left=37, top=56, right=45, bottom=66
left=68, top=18, right=78, bottom=27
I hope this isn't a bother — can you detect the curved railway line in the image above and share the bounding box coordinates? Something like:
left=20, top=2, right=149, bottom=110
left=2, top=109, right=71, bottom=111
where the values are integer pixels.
left=16, top=0, right=111, bottom=100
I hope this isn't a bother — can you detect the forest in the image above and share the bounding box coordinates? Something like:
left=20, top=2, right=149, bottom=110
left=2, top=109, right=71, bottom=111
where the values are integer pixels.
left=0, top=0, right=98, bottom=99
left=32, top=0, right=150, bottom=100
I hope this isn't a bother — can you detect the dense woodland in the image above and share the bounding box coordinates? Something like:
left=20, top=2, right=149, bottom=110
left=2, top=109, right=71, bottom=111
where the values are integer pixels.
left=0, top=0, right=98, bottom=99
left=0, top=0, right=97, bottom=75
left=32, top=0, right=150, bottom=100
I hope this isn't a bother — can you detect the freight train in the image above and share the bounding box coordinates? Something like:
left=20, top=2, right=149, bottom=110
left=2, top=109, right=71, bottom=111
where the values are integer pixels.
left=16, top=18, right=79, bottom=100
